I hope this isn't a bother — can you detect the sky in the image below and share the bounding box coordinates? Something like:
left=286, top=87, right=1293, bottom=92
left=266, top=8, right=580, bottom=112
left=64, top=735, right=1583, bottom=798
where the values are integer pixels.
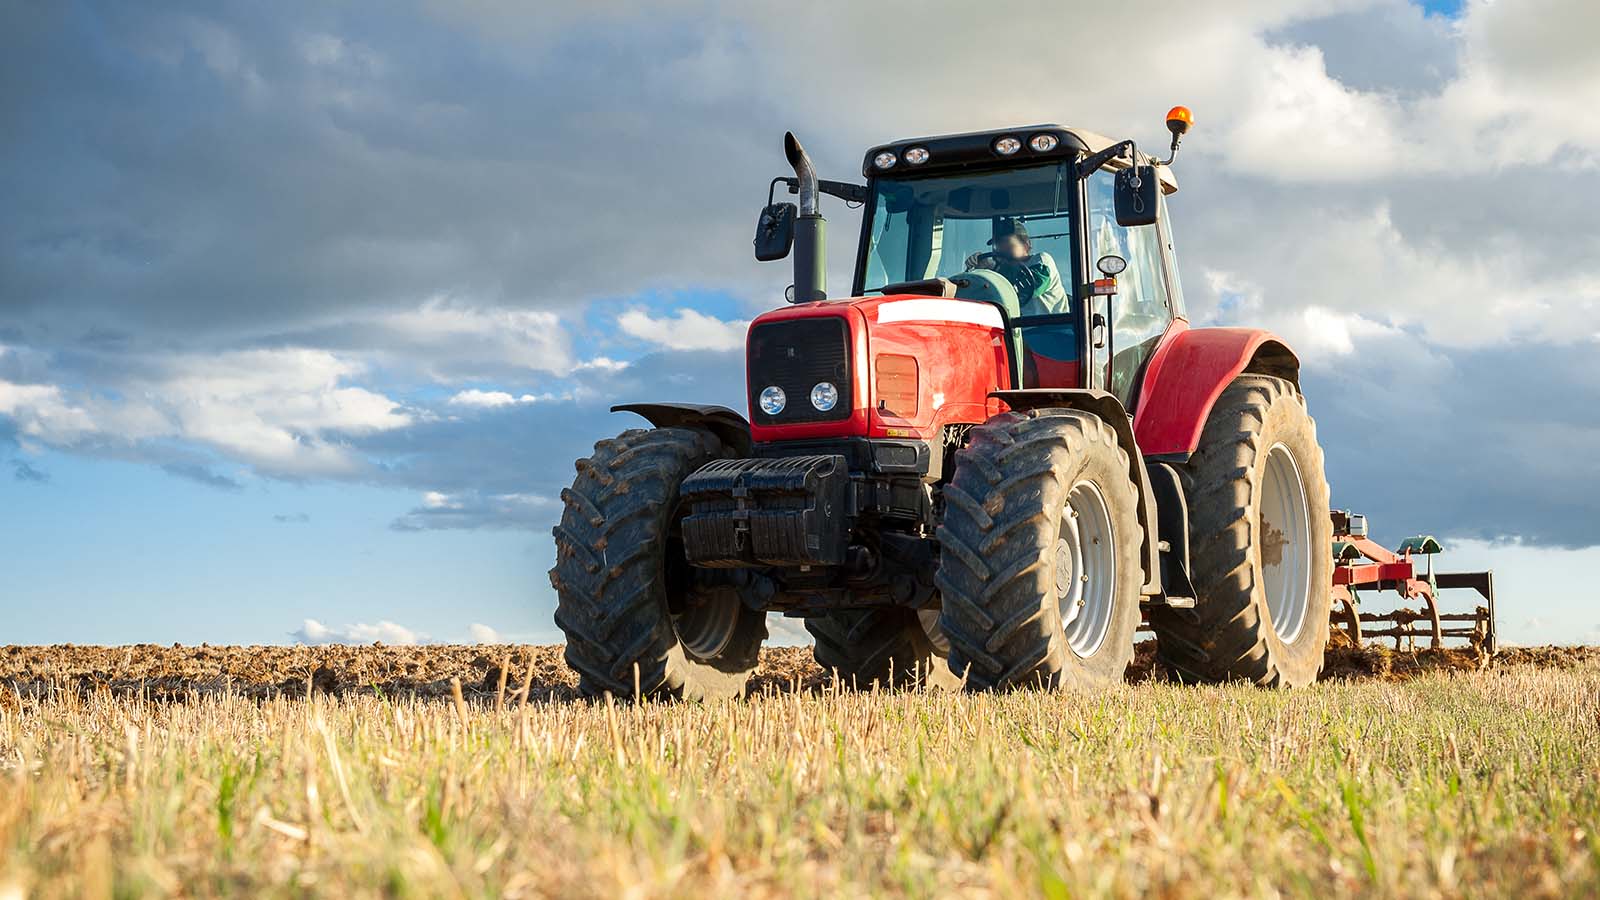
left=3, top=0, right=1599, bottom=647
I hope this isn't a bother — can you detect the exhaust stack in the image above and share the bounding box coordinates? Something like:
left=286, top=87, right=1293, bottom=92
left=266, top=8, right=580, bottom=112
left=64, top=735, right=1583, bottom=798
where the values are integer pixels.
left=784, top=132, right=826, bottom=302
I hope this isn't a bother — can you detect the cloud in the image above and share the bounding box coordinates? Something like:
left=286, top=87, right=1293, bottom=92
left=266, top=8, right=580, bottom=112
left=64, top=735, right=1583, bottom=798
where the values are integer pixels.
left=618, top=308, right=748, bottom=352
left=273, top=512, right=311, bottom=524
left=764, top=614, right=813, bottom=648
left=290, top=618, right=426, bottom=645
left=0, top=348, right=410, bottom=478
left=447, top=389, right=560, bottom=408
left=389, top=490, right=555, bottom=532
left=340, top=302, right=574, bottom=382
left=11, top=459, right=48, bottom=483
left=161, top=462, right=244, bottom=492
left=468, top=623, right=501, bottom=643
left=574, top=356, right=629, bottom=373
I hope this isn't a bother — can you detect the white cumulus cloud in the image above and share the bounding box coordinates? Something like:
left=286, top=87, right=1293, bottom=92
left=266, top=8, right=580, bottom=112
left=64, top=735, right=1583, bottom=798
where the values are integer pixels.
left=0, top=349, right=410, bottom=477
left=290, top=618, right=427, bottom=645
left=618, top=308, right=748, bottom=352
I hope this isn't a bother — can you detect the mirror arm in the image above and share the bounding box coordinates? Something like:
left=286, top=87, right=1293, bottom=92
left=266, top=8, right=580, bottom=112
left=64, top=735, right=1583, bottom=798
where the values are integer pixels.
left=1157, top=132, right=1183, bottom=166
left=774, top=176, right=867, bottom=205
left=1075, top=140, right=1137, bottom=178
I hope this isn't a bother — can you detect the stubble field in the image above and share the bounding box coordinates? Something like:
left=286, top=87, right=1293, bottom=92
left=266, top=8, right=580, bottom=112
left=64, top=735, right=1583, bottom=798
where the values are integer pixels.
left=1, top=643, right=1598, bottom=898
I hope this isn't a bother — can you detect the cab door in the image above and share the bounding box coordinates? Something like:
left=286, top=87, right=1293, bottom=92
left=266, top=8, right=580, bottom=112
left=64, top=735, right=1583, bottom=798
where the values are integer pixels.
left=1085, top=168, right=1176, bottom=410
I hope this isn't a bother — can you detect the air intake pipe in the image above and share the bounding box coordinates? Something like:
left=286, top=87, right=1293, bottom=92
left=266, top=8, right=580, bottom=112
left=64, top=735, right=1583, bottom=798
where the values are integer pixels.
left=784, top=132, right=826, bottom=302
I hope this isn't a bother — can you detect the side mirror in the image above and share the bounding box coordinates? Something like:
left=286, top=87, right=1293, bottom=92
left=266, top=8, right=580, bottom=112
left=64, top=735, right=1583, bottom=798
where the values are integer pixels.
left=754, top=202, right=796, bottom=261
left=1113, top=166, right=1159, bottom=227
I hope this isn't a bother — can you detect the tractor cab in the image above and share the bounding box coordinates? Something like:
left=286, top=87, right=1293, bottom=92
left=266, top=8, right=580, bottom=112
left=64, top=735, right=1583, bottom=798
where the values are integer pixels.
left=760, top=119, right=1192, bottom=410
left=857, top=125, right=1188, bottom=409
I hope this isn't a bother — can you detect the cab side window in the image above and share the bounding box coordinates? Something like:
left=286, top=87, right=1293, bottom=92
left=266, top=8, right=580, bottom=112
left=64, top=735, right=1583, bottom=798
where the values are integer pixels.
left=1086, top=169, right=1174, bottom=407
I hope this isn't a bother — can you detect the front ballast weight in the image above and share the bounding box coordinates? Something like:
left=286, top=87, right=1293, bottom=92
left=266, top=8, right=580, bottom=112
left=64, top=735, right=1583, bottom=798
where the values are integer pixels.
left=1328, top=510, right=1497, bottom=653
left=680, top=455, right=849, bottom=567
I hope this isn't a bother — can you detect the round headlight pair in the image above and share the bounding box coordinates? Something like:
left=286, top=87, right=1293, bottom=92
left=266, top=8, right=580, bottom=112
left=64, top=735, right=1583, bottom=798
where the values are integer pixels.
left=873, top=147, right=930, bottom=169
left=758, top=383, right=838, bottom=415
left=994, top=133, right=1060, bottom=155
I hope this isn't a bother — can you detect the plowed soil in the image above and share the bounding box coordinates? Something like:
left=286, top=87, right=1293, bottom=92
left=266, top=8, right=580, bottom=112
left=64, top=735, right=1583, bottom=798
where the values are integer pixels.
left=4, top=641, right=1596, bottom=703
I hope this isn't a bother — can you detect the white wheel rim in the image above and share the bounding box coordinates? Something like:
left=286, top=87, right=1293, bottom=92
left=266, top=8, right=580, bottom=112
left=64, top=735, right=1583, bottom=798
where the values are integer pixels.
left=1260, top=442, right=1312, bottom=643
left=1057, top=479, right=1116, bottom=657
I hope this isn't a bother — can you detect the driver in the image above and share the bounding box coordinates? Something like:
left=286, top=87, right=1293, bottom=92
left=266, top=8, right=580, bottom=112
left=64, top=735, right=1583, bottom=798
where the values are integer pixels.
left=964, top=218, right=1068, bottom=315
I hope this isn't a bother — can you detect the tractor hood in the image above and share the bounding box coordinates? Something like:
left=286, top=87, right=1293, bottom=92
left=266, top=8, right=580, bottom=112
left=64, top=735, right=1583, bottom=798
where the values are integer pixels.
left=744, top=294, right=1009, bottom=445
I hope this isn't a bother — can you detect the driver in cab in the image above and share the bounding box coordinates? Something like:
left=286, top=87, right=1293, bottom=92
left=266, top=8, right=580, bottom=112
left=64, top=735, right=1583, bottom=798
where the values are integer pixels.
left=964, top=218, right=1068, bottom=316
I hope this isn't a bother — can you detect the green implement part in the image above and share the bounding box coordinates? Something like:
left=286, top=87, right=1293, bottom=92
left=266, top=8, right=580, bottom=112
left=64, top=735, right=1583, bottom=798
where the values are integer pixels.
left=1397, top=535, right=1443, bottom=556
left=1332, top=540, right=1362, bottom=563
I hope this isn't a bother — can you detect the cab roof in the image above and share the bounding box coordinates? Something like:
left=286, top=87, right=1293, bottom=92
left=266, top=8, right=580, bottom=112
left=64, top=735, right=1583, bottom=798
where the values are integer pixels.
left=862, top=123, right=1178, bottom=194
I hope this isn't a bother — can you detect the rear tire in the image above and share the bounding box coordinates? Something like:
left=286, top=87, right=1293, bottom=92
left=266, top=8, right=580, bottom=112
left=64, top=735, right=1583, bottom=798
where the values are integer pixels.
left=1150, top=375, right=1332, bottom=687
left=935, top=410, right=1143, bottom=690
left=549, top=427, right=767, bottom=700
left=806, top=607, right=957, bottom=690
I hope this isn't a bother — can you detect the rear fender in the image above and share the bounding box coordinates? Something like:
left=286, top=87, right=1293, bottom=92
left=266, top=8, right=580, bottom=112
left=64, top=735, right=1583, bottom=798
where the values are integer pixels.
left=1131, top=327, right=1299, bottom=461
left=990, top=388, right=1160, bottom=596
left=611, top=403, right=752, bottom=457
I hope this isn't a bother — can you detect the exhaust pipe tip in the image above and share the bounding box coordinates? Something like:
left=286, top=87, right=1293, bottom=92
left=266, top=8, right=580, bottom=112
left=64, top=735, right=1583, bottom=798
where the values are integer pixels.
left=783, top=131, right=819, bottom=217
left=783, top=131, right=805, bottom=169
left=782, top=131, right=826, bottom=303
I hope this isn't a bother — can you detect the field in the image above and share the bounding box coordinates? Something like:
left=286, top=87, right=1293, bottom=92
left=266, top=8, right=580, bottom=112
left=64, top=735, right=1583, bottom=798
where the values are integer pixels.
left=2, top=644, right=1599, bottom=898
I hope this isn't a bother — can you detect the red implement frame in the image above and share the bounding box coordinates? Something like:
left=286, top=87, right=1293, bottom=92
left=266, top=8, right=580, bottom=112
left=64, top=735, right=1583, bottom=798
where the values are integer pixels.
left=1329, top=510, right=1497, bottom=653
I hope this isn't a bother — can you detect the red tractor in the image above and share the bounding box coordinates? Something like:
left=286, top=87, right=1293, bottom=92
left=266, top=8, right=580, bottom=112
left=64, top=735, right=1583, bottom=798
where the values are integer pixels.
left=549, top=109, right=1494, bottom=698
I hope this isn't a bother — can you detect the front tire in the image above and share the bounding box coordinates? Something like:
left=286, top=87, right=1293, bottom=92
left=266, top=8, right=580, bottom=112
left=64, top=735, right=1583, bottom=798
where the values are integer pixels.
left=549, top=427, right=767, bottom=700
left=1150, top=375, right=1332, bottom=687
left=935, top=410, right=1143, bottom=690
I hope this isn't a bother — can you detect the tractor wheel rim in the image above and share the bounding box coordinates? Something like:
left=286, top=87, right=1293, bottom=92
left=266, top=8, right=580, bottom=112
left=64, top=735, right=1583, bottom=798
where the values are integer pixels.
left=1261, top=441, right=1312, bottom=643
left=1058, top=479, right=1115, bottom=658
left=673, top=592, right=740, bottom=660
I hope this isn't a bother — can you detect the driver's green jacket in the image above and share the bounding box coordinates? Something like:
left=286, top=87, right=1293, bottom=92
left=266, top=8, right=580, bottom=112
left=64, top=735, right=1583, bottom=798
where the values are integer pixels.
left=996, top=252, right=1068, bottom=316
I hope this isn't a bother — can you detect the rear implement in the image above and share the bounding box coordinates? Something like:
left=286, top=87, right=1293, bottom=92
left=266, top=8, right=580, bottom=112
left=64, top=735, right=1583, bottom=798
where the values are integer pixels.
left=1329, top=510, right=1497, bottom=653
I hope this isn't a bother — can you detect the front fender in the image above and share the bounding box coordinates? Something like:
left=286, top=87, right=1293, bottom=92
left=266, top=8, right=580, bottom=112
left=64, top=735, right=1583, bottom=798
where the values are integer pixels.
left=1131, top=327, right=1299, bottom=460
left=611, top=403, right=751, bottom=457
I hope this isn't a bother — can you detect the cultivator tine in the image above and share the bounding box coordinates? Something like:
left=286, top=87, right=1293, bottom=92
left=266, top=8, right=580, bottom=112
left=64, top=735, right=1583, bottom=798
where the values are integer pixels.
left=1433, top=570, right=1497, bottom=653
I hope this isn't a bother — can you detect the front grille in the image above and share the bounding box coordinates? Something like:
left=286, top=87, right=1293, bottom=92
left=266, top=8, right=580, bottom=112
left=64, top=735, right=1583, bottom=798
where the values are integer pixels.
left=748, top=317, right=851, bottom=425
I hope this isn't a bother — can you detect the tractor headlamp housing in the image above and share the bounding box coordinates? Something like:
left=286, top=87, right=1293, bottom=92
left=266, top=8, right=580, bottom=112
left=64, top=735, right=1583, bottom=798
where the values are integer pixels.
left=759, top=386, right=787, bottom=415
left=903, top=146, right=930, bottom=165
left=873, top=151, right=898, bottom=170
left=1028, top=133, right=1059, bottom=153
left=810, top=382, right=839, bottom=412
left=993, top=136, right=1022, bottom=155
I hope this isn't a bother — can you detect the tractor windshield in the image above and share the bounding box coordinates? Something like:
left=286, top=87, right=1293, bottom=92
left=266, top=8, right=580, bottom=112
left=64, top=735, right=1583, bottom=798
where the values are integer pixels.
left=860, top=162, right=1074, bottom=314
left=860, top=162, right=1081, bottom=387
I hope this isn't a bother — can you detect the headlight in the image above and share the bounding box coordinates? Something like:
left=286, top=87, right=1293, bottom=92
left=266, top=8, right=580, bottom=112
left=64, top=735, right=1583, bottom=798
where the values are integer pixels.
left=1029, top=133, right=1059, bottom=153
left=873, top=151, right=897, bottom=170
left=903, top=146, right=930, bottom=165
left=810, top=382, right=838, bottom=412
left=759, top=385, right=786, bottom=415
left=993, top=136, right=1021, bottom=155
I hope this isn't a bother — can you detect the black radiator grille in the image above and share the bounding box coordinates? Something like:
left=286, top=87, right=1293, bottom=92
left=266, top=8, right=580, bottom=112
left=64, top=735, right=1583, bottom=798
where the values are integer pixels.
left=748, top=317, right=852, bottom=425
